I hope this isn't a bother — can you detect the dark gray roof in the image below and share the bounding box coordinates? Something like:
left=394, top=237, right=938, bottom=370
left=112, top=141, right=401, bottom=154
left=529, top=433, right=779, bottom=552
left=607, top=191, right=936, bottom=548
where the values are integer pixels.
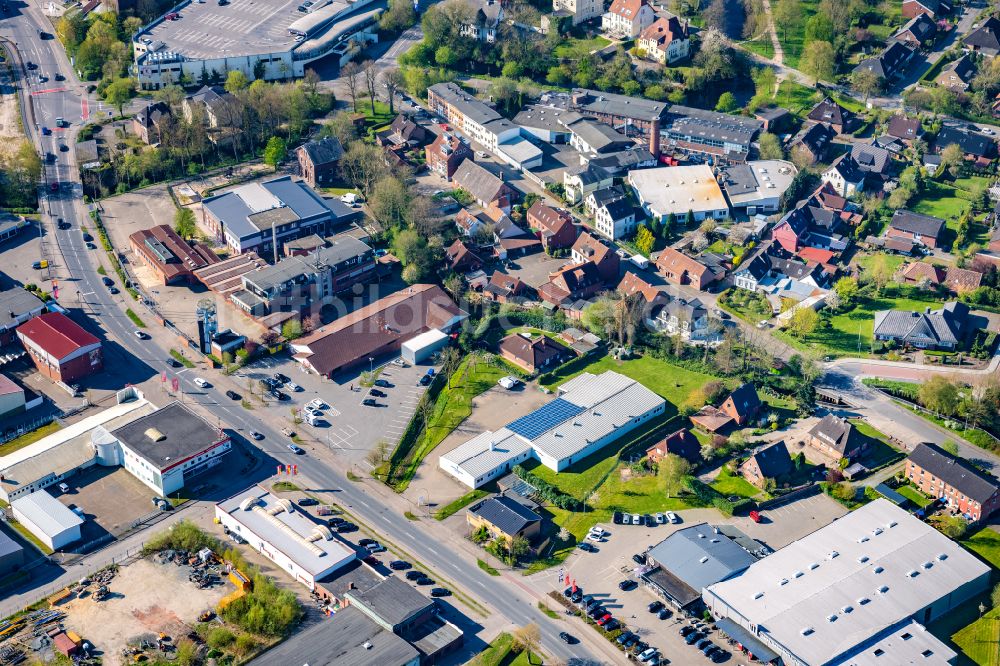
left=588, top=185, right=626, bottom=207
left=202, top=176, right=334, bottom=241
left=663, top=296, right=706, bottom=321
left=894, top=13, right=937, bottom=42
left=453, top=160, right=505, bottom=204
left=827, top=153, right=865, bottom=184
left=469, top=495, right=541, bottom=536
left=601, top=197, right=634, bottom=222
left=873, top=301, right=969, bottom=347
left=571, top=89, right=669, bottom=123
left=665, top=105, right=763, bottom=148
left=348, top=576, right=433, bottom=629
left=808, top=98, right=853, bottom=127
left=854, top=42, right=914, bottom=79
left=908, top=442, right=1000, bottom=504
left=588, top=148, right=655, bottom=174
left=567, top=117, right=633, bottom=153
left=746, top=440, right=793, bottom=478
left=850, top=143, right=891, bottom=174
left=936, top=126, right=996, bottom=158
left=964, top=16, right=1000, bottom=51
left=890, top=209, right=945, bottom=238
left=299, top=137, right=343, bottom=166
left=646, top=523, right=757, bottom=594
left=0, top=289, right=45, bottom=330
left=186, top=85, right=233, bottom=113
left=793, top=122, right=835, bottom=155
left=429, top=82, right=503, bottom=126
left=0, top=525, right=24, bottom=561
left=939, top=54, right=976, bottom=84
left=111, top=402, right=225, bottom=471
left=808, top=414, right=853, bottom=454
left=248, top=605, right=419, bottom=666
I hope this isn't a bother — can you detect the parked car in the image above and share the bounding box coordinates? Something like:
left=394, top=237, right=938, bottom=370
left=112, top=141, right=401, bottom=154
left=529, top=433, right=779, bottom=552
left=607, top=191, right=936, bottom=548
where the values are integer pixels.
left=631, top=514, right=642, bottom=525
left=648, top=601, right=664, bottom=613
left=577, top=542, right=596, bottom=552
left=679, top=625, right=696, bottom=637
left=632, top=553, right=646, bottom=565
left=335, top=522, right=357, bottom=533
left=359, top=538, right=376, bottom=546
left=389, top=560, right=411, bottom=570
left=602, top=619, right=619, bottom=632
left=109, top=286, right=119, bottom=294
left=298, top=498, right=318, bottom=506
left=274, top=372, right=290, bottom=383
left=374, top=379, right=391, bottom=388
left=430, top=587, right=450, bottom=597
left=418, top=374, right=431, bottom=386
left=685, top=631, right=704, bottom=645
left=363, top=398, right=378, bottom=406
left=658, top=608, right=672, bottom=620
left=415, top=576, right=434, bottom=586
left=596, top=614, right=612, bottom=626
left=616, top=632, right=634, bottom=646
left=644, top=514, right=655, bottom=527
left=618, top=579, right=637, bottom=591
left=370, top=389, right=386, bottom=398
left=639, top=648, right=659, bottom=663
left=287, top=444, right=304, bottom=454
left=271, top=390, right=289, bottom=401
left=666, top=512, right=680, bottom=524
left=696, top=639, right=712, bottom=651
left=405, top=570, right=424, bottom=580
left=249, top=431, right=263, bottom=440
left=286, top=381, right=301, bottom=392
left=613, top=511, right=623, bottom=524
left=655, top=512, right=666, bottom=524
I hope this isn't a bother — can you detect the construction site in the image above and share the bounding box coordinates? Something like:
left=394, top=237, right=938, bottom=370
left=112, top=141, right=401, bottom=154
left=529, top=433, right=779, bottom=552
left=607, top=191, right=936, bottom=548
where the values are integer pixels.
left=0, top=546, right=253, bottom=666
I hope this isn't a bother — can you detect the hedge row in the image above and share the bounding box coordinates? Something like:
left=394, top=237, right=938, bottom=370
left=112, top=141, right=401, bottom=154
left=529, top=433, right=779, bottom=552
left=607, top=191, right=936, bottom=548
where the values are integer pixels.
left=513, top=465, right=584, bottom=511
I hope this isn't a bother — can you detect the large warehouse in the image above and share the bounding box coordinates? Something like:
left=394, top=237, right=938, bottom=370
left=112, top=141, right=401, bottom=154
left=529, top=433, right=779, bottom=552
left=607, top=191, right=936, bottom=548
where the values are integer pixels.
left=440, top=371, right=665, bottom=488
left=703, top=500, right=989, bottom=666
left=134, top=0, right=383, bottom=90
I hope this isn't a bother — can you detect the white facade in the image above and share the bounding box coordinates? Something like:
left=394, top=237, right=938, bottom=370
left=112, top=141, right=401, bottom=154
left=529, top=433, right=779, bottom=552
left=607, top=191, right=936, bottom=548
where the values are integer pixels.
left=565, top=170, right=613, bottom=205
left=594, top=203, right=636, bottom=240
left=601, top=1, right=654, bottom=38
left=11, top=490, right=83, bottom=551
left=553, top=0, right=603, bottom=25
left=401, top=329, right=449, bottom=365
left=120, top=438, right=231, bottom=496
left=822, top=164, right=863, bottom=198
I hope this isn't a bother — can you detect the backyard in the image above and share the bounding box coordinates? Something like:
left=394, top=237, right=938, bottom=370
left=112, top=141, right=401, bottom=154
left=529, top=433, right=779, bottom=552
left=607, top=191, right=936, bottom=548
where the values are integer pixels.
left=894, top=483, right=932, bottom=508
left=553, top=35, right=611, bottom=59
left=849, top=419, right=904, bottom=471
left=710, top=466, right=762, bottom=499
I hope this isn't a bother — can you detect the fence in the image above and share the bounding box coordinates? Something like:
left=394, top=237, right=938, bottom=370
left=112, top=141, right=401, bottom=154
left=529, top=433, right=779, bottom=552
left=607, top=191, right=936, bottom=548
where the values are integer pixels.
left=0, top=413, right=57, bottom=445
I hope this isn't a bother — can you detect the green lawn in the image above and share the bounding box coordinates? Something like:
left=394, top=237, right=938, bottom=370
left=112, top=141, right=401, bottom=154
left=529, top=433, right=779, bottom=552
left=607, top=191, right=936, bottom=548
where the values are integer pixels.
left=771, top=80, right=820, bottom=116
left=854, top=252, right=905, bottom=276
left=553, top=36, right=611, bottom=59
left=710, top=466, right=761, bottom=499
left=718, top=288, right=772, bottom=324
left=911, top=181, right=970, bottom=226
left=0, top=422, right=61, bottom=457
left=741, top=37, right=775, bottom=60
left=775, top=0, right=820, bottom=69
left=434, top=489, right=490, bottom=520
left=850, top=419, right=904, bottom=470
left=963, top=527, right=1000, bottom=570
left=953, top=606, right=1000, bottom=666
left=895, top=484, right=933, bottom=508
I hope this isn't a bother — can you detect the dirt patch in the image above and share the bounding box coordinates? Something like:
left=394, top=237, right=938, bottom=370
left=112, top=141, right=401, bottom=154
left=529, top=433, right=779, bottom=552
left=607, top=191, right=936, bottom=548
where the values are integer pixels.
left=61, top=558, right=229, bottom=666
left=0, top=65, right=24, bottom=162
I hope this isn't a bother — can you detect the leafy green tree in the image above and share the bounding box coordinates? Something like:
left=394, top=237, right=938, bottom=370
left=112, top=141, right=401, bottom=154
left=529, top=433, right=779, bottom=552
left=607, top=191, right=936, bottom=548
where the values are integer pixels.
left=103, top=77, right=134, bottom=118
left=919, top=376, right=959, bottom=416
left=635, top=225, right=656, bottom=255
left=281, top=319, right=303, bottom=340
left=263, top=136, right=287, bottom=171
left=758, top=132, right=784, bottom=160
left=800, top=40, right=836, bottom=85
left=225, top=70, right=249, bottom=94
left=804, top=13, right=834, bottom=43
left=833, top=276, right=859, bottom=306
left=788, top=307, right=819, bottom=338
left=659, top=454, right=691, bottom=499
left=715, top=92, right=738, bottom=113
left=380, top=0, right=416, bottom=33
left=851, top=69, right=881, bottom=105
left=174, top=208, right=196, bottom=239
left=941, top=440, right=960, bottom=457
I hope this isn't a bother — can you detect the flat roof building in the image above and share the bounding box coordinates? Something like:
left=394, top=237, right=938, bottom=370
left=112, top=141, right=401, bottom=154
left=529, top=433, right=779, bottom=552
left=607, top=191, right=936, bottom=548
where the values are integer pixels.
left=0, top=526, right=24, bottom=576
left=704, top=499, right=990, bottom=666
left=11, top=489, right=83, bottom=551
left=0, top=288, right=46, bottom=346
left=216, top=485, right=357, bottom=590
left=720, top=160, right=797, bottom=215
left=440, top=371, right=665, bottom=488
left=628, top=165, right=730, bottom=222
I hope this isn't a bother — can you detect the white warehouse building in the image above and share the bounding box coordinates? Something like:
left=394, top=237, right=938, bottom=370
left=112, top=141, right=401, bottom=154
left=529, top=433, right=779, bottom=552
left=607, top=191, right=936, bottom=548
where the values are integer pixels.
left=440, top=371, right=665, bottom=488
left=216, top=485, right=357, bottom=590
left=703, top=499, right=990, bottom=666
left=11, top=490, right=83, bottom=551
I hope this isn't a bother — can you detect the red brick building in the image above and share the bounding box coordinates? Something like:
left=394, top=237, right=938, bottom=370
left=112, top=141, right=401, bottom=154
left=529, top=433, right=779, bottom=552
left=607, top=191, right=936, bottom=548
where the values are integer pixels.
left=426, top=133, right=473, bottom=181
left=906, top=442, right=1000, bottom=522
left=16, top=312, right=103, bottom=384
left=527, top=202, right=577, bottom=250
left=655, top=248, right=717, bottom=291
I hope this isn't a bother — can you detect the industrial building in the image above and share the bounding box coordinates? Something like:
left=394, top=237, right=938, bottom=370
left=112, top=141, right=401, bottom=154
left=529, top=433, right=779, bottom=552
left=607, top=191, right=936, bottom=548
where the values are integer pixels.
left=703, top=500, right=989, bottom=666
left=11, top=490, right=83, bottom=551
left=133, top=0, right=383, bottom=90
left=400, top=329, right=450, bottom=365
left=440, top=371, right=665, bottom=488
left=216, top=485, right=357, bottom=590
left=201, top=176, right=360, bottom=257
left=0, top=526, right=24, bottom=576
left=16, top=312, right=103, bottom=385
left=128, top=224, right=220, bottom=285
left=628, top=165, right=730, bottom=223
left=719, top=160, right=797, bottom=216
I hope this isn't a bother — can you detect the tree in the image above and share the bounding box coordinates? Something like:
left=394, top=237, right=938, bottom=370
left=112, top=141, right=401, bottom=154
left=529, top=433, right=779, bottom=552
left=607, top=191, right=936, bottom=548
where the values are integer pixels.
left=939, top=143, right=964, bottom=178
left=380, top=0, right=417, bottom=33
left=362, top=60, right=379, bottom=115
left=382, top=67, right=405, bottom=115
left=788, top=307, right=819, bottom=338
left=758, top=132, right=784, bottom=160
left=509, top=535, right=531, bottom=563
left=634, top=225, right=656, bottom=255
left=935, top=515, right=967, bottom=539
left=366, top=439, right=391, bottom=467
left=340, top=142, right=388, bottom=197
left=174, top=207, right=196, bottom=239
left=940, top=440, right=960, bottom=457
left=263, top=136, right=287, bottom=171
left=281, top=319, right=303, bottom=340
left=340, top=62, right=363, bottom=112
left=992, top=581, right=1000, bottom=608
left=833, top=276, right=859, bottom=306
left=715, top=92, right=738, bottom=113
left=658, top=454, right=691, bottom=499
left=919, top=376, right=959, bottom=416
left=772, top=0, right=802, bottom=44
left=866, top=254, right=892, bottom=294
left=224, top=70, right=249, bottom=94
left=851, top=68, right=881, bottom=105
left=104, top=77, right=134, bottom=118
left=123, top=16, right=144, bottom=38
left=512, top=624, right=542, bottom=663
left=800, top=40, right=836, bottom=85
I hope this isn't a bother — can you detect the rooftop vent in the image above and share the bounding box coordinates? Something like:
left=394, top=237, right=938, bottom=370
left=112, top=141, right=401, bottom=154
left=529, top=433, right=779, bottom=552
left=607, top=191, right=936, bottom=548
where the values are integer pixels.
left=827, top=615, right=837, bottom=623
left=858, top=556, right=869, bottom=564
left=809, top=563, right=819, bottom=570
left=873, top=527, right=884, bottom=536
left=921, top=562, right=933, bottom=570
left=937, top=553, right=948, bottom=561
left=801, top=627, right=814, bottom=636
left=858, top=536, right=870, bottom=543
left=828, top=551, right=839, bottom=560
left=907, top=570, right=919, bottom=578
left=794, top=571, right=803, bottom=579
left=888, top=521, right=898, bottom=528
left=779, top=578, right=788, bottom=586
left=144, top=428, right=166, bottom=442
left=858, top=597, right=871, bottom=606
left=874, top=566, right=884, bottom=574
left=754, top=592, right=764, bottom=600
left=700, top=556, right=709, bottom=563
left=878, top=585, right=889, bottom=594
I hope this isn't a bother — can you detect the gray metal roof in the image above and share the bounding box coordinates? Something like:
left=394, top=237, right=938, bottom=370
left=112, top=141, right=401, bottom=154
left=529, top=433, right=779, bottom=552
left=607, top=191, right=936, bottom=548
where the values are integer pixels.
left=571, top=89, right=669, bottom=123
left=428, top=82, right=503, bottom=126
left=202, top=176, right=333, bottom=241
left=11, top=490, right=83, bottom=537
left=0, top=525, right=24, bottom=560
left=873, top=301, right=968, bottom=347
left=469, top=495, right=541, bottom=537
left=347, top=576, right=433, bottom=629
left=0, top=289, right=45, bottom=330
left=567, top=118, right=632, bottom=153
left=647, top=523, right=757, bottom=594
left=890, top=209, right=945, bottom=238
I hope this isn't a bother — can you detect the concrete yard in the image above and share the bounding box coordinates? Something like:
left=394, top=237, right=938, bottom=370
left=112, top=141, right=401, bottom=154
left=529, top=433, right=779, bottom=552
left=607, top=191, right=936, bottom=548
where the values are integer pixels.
left=61, top=558, right=230, bottom=666
left=53, top=466, right=158, bottom=545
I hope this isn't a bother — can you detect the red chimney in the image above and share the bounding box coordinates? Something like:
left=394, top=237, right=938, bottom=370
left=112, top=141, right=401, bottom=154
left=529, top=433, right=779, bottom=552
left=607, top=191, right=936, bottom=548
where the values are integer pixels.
left=649, top=118, right=660, bottom=158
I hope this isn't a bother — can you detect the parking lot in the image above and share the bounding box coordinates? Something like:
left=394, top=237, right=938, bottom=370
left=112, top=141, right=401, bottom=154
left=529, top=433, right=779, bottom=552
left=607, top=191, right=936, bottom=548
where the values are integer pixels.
left=534, top=492, right=848, bottom=664
left=52, top=466, right=159, bottom=549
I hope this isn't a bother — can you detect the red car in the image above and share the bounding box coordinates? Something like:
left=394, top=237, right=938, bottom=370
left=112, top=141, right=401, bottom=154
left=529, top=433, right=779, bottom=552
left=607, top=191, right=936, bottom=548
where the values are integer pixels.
left=439, top=123, right=449, bottom=130
left=749, top=510, right=762, bottom=523
left=596, top=614, right=612, bottom=626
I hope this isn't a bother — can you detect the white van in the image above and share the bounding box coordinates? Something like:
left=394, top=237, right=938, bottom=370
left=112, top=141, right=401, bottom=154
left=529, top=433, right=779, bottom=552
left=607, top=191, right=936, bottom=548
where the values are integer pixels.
left=340, top=193, right=362, bottom=206
left=630, top=255, right=649, bottom=269
left=305, top=412, right=320, bottom=426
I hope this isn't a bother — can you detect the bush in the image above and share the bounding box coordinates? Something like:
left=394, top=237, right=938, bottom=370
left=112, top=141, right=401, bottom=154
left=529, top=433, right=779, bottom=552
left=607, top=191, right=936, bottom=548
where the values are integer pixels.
left=144, top=520, right=217, bottom=554
left=220, top=572, right=302, bottom=637
left=514, top=465, right=584, bottom=510
left=207, top=627, right=235, bottom=650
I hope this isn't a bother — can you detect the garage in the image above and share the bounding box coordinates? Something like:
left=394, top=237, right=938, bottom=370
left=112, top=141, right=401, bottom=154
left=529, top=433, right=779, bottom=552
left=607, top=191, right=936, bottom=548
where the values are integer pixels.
left=401, top=329, right=450, bottom=365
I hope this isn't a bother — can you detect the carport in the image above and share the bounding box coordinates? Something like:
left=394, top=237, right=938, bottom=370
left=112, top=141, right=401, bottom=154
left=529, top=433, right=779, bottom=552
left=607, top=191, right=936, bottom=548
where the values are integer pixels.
left=715, top=618, right=779, bottom=664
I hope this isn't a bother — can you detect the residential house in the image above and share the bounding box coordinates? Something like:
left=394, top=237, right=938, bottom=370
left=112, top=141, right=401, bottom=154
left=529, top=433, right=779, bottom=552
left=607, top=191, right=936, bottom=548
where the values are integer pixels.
left=964, top=16, right=1000, bottom=57
left=564, top=164, right=614, bottom=205
left=638, top=16, right=691, bottom=65
left=617, top=270, right=667, bottom=307
left=873, top=301, right=970, bottom=350
left=851, top=143, right=892, bottom=181
left=601, top=0, right=655, bottom=39
left=655, top=248, right=717, bottom=291
left=740, top=441, right=793, bottom=489
left=452, top=160, right=516, bottom=214
left=593, top=197, right=636, bottom=241
left=0, top=288, right=46, bottom=346
left=646, top=428, right=701, bottom=465
left=426, top=83, right=519, bottom=152
left=873, top=134, right=907, bottom=154
left=456, top=207, right=510, bottom=240
left=527, top=202, right=577, bottom=250
left=296, top=137, right=343, bottom=188
left=906, top=442, right=1000, bottom=522
left=899, top=261, right=945, bottom=287
left=425, top=133, right=474, bottom=181
left=892, top=13, right=937, bottom=47
left=552, top=0, right=603, bottom=25
left=822, top=154, right=866, bottom=198
left=944, top=266, right=984, bottom=292
left=483, top=271, right=532, bottom=303
left=564, top=115, right=635, bottom=155
left=131, top=102, right=170, bottom=145
left=807, top=98, right=854, bottom=135
left=789, top=122, right=836, bottom=165
left=467, top=495, right=542, bottom=544
left=494, top=217, right=542, bottom=259
left=935, top=125, right=997, bottom=161
left=887, top=115, right=925, bottom=143
left=498, top=333, right=572, bottom=373
left=902, top=0, right=949, bottom=19
left=721, top=383, right=762, bottom=427
left=536, top=261, right=604, bottom=306
left=571, top=232, right=620, bottom=283
left=937, top=55, right=976, bottom=91
left=460, top=0, right=504, bottom=42
left=887, top=209, right=945, bottom=248
left=854, top=42, right=916, bottom=83
left=807, top=414, right=866, bottom=462
left=181, top=85, right=236, bottom=128
left=445, top=239, right=484, bottom=273
left=655, top=296, right=709, bottom=339
left=386, top=115, right=429, bottom=148
left=585, top=185, right=627, bottom=217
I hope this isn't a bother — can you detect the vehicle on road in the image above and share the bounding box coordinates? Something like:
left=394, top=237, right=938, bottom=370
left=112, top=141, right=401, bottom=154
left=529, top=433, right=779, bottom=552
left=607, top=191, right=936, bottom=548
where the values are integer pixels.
left=26, top=61, right=37, bottom=69
left=54, top=72, right=64, bottom=81
left=86, top=242, right=96, bottom=250
left=82, top=233, right=93, bottom=242
left=59, top=143, right=68, bottom=152
left=193, top=377, right=209, bottom=388
left=430, top=587, right=450, bottom=597
left=102, top=276, right=114, bottom=287
left=41, top=126, right=51, bottom=135
left=166, top=358, right=181, bottom=368
left=559, top=632, right=575, bottom=644
left=249, top=431, right=263, bottom=440
left=287, top=444, right=304, bottom=454
left=362, top=398, right=377, bottom=406
left=133, top=330, right=147, bottom=340
left=57, top=218, right=70, bottom=229
left=108, top=286, right=119, bottom=294
left=225, top=390, right=240, bottom=400
left=47, top=152, right=56, bottom=163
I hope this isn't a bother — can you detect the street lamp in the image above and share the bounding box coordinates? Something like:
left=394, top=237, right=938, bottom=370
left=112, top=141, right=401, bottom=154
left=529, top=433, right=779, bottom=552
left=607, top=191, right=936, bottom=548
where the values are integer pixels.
left=369, top=356, right=374, bottom=375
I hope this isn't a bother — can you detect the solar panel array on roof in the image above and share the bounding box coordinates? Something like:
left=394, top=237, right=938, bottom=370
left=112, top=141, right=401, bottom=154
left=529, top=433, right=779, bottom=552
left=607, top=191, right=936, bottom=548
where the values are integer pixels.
left=506, top=398, right=583, bottom=440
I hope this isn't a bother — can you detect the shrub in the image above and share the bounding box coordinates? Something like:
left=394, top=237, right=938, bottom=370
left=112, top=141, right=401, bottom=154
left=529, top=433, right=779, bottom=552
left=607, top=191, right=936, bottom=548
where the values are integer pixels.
left=207, top=627, right=235, bottom=650
left=513, top=465, right=584, bottom=511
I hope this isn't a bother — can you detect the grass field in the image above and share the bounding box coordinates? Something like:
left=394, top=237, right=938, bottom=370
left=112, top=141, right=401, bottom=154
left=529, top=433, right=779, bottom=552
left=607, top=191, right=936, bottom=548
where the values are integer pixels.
left=953, top=606, right=1000, bottom=666
left=775, top=0, right=819, bottom=69
left=553, top=36, right=611, bottom=59
left=0, top=422, right=61, bottom=457
left=434, top=489, right=490, bottom=520
left=710, top=466, right=761, bottom=499
left=895, top=484, right=932, bottom=508
left=741, top=37, right=775, bottom=60
left=854, top=252, right=905, bottom=276
left=849, top=419, right=904, bottom=470
left=963, top=527, right=1000, bottom=570
left=771, top=80, right=820, bottom=116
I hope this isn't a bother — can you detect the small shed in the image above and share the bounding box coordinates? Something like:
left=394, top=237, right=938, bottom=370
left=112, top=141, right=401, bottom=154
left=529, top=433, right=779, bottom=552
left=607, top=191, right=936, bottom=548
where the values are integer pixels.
left=52, top=632, right=78, bottom=657
left=401, top=329, right=449, bottom=365
left=843, top=462, right=868, bottom=480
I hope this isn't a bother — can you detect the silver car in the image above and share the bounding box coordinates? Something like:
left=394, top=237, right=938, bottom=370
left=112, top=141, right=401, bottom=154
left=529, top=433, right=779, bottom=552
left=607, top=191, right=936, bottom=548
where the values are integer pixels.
left=631, top=513, right=642, bottom=525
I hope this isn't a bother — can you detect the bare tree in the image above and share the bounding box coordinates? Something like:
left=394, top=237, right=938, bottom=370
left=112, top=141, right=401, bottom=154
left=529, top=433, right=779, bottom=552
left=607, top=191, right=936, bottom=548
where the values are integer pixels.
left=362, top=60, right=379, bottom=115
left=341, top=62, right=363, bottom=112
left=382, top=67, right=405, bottom=115
left=511, top=624, right=542, bottom=663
